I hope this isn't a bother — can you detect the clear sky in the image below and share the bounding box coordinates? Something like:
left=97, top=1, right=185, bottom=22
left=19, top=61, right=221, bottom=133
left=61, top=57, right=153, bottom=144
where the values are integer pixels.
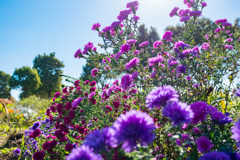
left=0, top=0, right=239, bottom=100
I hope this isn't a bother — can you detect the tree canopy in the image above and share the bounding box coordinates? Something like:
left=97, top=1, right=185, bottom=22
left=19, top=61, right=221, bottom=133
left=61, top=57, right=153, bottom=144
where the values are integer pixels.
left=33, top=52, right=64, bottom=98
left=9, top=66, right=41, bottom=99
left=0, top=71, right=11, bottom=98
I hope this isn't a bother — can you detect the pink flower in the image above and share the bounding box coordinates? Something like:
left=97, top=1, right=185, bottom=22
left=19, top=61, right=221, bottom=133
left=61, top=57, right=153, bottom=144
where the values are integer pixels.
left=189, top=11, right=201, bottom=17
left=201, top=43, right=210, bottom=50
left=120, top=44, right=131, bottom=52
left=180, top=16, right=190, bottom=22
left=214, top=28, right=221, bottom=33
left=224, top=45, right=233, bottom=50
left=91, top=68, right=99, bottom=77
left=134, top=50, right=140, bottom=55
left=92, top=23, right=100, bottom=31
left=126, top=1, right=139, bottom=8
left=163, top=31, right=173, bottom=42
left=133, top=15, right=140, bottom=21
left=125, top=57, right=140, bottom=70
left=139, top=41, right=149, bottom=47
left=201, top=2, right=207, bottom=7
left=153, top=41, right=163, bottom=49
left=126, top=39, right=137, bottom=44
left=74, top=49, right=82, bottom=58
left=169, top=7, right=179, bottom=17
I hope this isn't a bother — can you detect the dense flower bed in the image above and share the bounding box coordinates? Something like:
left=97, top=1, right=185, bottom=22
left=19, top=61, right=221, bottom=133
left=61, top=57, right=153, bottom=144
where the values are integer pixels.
left=14, top=0, right=240, bottom=159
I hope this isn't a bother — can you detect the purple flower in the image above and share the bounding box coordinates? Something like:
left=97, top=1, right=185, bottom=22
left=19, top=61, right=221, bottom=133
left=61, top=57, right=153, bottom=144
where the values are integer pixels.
left=179, top=9, right=190, bottom=17
left=33, top=151, right=45, bottom=160
left=224, top=45, right=233, bottom=50
left=66, top=145, right=102, bottom=160
left=215, top=19, right=228, bottom=25
left=13, top=148, right=21, bottom=156
left=189, top=11, right=201, bottom=17
left=162, top=101, right=194, bottom=125
left=102, top=26, right=111, bottom=33
left=201, top=2, right=207, bottom=7
left=117, top=9, right=131, bottom=21
left=32, top=122, right=41, bottom=130
left=120, top=44, right=131, bottom=53
left=163, top=31, right=173, bottom=42
left=177, top=65, right=187, bottom=73
left=150, top=72, right=156, bottom=78
left=74, top=49, right=82, bottom=58
left=215, top=28, right=221, bottom=33
left=211, top=111, right=225, bottom=121
left=139, top=41, right=149, bottom=47
left=126, top=39, right=137, bottom=44
left=115, top=51, right=123, bottom=60
left=112, top=110, right=155, bottom=152
left=153, top=40, right=163, bottom=49
left=146, top=86, right=179, bottom=109
left=132, top=71, right=139, bottom=80
left=222, top=22, right=232, bottom=27
left=190, top=101, right=209, bottom=124
left=133, top=15, right=140, bottom=21
left=113, top=79, right=119, bottom=85
left=218, top=112, right=233, bottom=124
left=231, top=119, right=240, bottom=141
left=148, top=55, right=164, bottom=66
left=92, top=23, right=101, bottom=31
left=199, top=151, right=231, bottom=160
left=121, top=74, right=132, bottom=91
left=182, top=49, right=192, bottom=55
left=201, top=43, right=210, bottom=50
left=91, top=68, right=98, bottom=77
left=169, top=7, right=179, bottom=17
left=126, top=1, right=139, bottom=8
left=180, top=16, right=190, bottom=22
left=225, top=38, right=233, bottom=43
left=83, top=42, right=94, bottom=54
left=111, top=21, right=121, bottom=29
left=54, top=92, right=61, bottom=98
left=125, top=57, right=140, bottom=70
left=134, top=50, right=140, bottom=55
left=84, top=127, right=116, bottom=153
left=196, top=136, right=214, bottom=153
left=176, top=133, right=193, bottom=148
left=72, top=97, right=84, bottom=108
left=236, top=89, right=240, bottom=97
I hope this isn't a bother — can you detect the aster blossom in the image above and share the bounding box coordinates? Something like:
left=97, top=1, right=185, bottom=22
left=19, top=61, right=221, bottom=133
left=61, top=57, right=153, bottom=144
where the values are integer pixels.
left=91, top=68, right=99, bottom=77
left=126, top=39, right=137, bottom=44
left=72, top=97, right=84, bottom=108
left=190, top=101, right=210, bottom=124
left=121, top=74, right=132, bottom=91
left=196, top=136, right=214, bottom=153
left=66, top=145, right=102, bottom=160
left=146, top=86, right=179, bottom=109
left=153, top=40, right=163, bottom=49
left=163, top=31, right=173, bottom=41
left=180, top=16, right=190, bottom=22
left=74, top=49, right=82, bottom=58
left=162, top=101, right=194, bottom=125
left=92, top=23, right=101, bottom=31
left=139, top=41, right=149, bottom=47
left=120, top=44, right=131, bottom=53
left=189, top=11, right=201, bottom=17
left=117, top=9, right=131, bottom=21
left=125, top=57, right=140, bottom=70
left=148, top=55, right=164, bottom=66
left=201, top=43, right=210, bottom=50
left=126, top=1, right=139, bottom=8
left=169, top=7, right=179, bottom=17
left=112, top=110, right=155, bottom=152
left=177, top=65, right=187, bottom=73
left=231, top=119, right=240, bottom=142
left=199, top=151, right=231, bottom=160
left=111, top=21, right=121, bottom=29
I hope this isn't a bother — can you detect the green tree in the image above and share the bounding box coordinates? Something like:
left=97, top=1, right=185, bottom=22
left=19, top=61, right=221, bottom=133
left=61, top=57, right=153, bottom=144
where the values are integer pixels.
left=9, top=66, right=41, bottom=99
left=33, top=52, right=64, bottom=98
left=0, top=71, right=11, bottom=98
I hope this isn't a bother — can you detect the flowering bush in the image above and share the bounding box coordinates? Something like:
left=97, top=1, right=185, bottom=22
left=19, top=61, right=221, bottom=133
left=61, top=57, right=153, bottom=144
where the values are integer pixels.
left=17, top=0, right=240, bottom=159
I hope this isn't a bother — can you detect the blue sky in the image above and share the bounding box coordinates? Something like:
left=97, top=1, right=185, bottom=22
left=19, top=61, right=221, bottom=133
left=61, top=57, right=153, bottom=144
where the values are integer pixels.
left=0, top=0, right=239, bottom=100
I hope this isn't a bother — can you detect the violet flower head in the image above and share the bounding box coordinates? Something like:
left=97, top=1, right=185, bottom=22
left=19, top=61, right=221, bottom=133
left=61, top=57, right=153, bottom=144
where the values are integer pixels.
left=201, top=2, right=207, bottom=7
left=133, top=15, right=140, bottom=21
left=179, top=9, right=190, bottom=17
left=162, top=101, right=194, bottom=126
left=222, top=22, right=232, bottom=27
left=91, top=68, right=99, bottom=77
left=153, top=40, right=163, bottom=49
left=132, top=71, right=139, bottom=80
left=180, top=16, right=190, bottom=22
left=177, top=65, right=187, bottom=74
left=201, top=43, right=210, bottom=50
left=146, top=86, right=179, bottom=109
left=72, top=97, right=84, bottom=108
left=215, top=28, right=221, bottom=33
left=121, top=74, right=132, bottom=91
left=66, top=145, right=102, bottom=160
left=125, top=57, right=140, bottom=70
left=102, top=26, right=111, bottom=33
left=148, top=55, right=164, bottom=66
left=182, top=49, right=192, bottom=55
left=224, top=45, right=233, bottom=50
left=115, top=51, right=123, bottom=60
left=74, top=49, right=82, bottom=58
left=84, top=127, right=116, bottom=153
left=33, top=151, right=45, bottom=160
left=231, top=119, right=240, bottom=141
left=189, top=11, right=201, bottom=17
left=218, top=112, right=233, bottom=124
left=236, top=89, right=240, bottom=97
left=92, top=23, right=101, bottom=31
left=112, top=110, right=155, bottom=152
left=54, top=92, right=61, bottom=98
left=211, top=111, right=224, bottom=121
left=150, top=72, right=156, bottom=79
left=163, top=31, right=173, bottom=42
left=111, top=21, right=121, bottom=29
left=126, top=39, right=137, bottom=44
left=139, top=41, right=149, bottom=47
left=215, top=19, right=228, bottom=25
left=196, top=136, right=214, bottom=153
left=13, top=148, right=21, bottom=156
left=120, top=44, right=131, bottom=53
left=32, top=122, right=41, bottom=130
left=169, top=7, right=179, bottom=17
left=190, top=101, right=210, bottom=124
left=126, top=1, right=139, bottom=8
left=199, top=151, right=231, bottom=160
left=117, top=9, right=131, bottom=21
left=134, top=50, right=140, bottom=55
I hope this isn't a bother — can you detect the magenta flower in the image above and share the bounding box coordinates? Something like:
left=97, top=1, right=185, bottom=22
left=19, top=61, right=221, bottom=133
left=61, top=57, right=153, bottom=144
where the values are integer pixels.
left=222, top=22, right=232, bottom=27
left=215, top=19, right=227, bottom=25
left=189, top=11, right=201, bottom=17
left=102, top=26, right=111, bottom=33
left=115, top=51, right=123, bottom=60
left=224, top=45, right=233, bottom=50
left=139, top=41, right=149, bottom=47
left=33, top=151, right=45, bottom=160
left=126, top=39, right=137, bottom=44
left=134, top=50, right=140, bottom=55
left=201, top=43, right=210, bottom=50
left=133, top=15, right=140, bottom=21
left=74, top=49, right=82, bottom=58
left=117, top=9, right=131, bottom=21
left=111, top=21, right=121, bottom=29
left=231, top=119, right=240, bottom=141
left=169, top=7, right=179, bottom=17
left=132, top=71, right=139, bottom=80
left=126, top=1, right=139, bottom=8
left=180, top=16, right=190, bottom=22
left=215, top=28, right=221, bottom=33
left=125, top=57, right=140, bottom=70
left=54, top=92, right=61, bottom=98
left=201, top=2, right=207, bottom=7
left=148, top=55, right=164, bottom=66
left=179, top=9, right=190, bottom=17
left=120, top=44, right=131, bottom=53
left=196, top=136, right=214, bottom=153
left=72, top=97, right=84, bottom=108
left=90, top=81, right=97, bottom=86
left=91, top=68, right=99, bottom=77
left=150, top=72, right=156, bottom=78
left=199, top=151, right=230, bottom=160
left=153, top=40, right=163, bottom=49
left=190, top=101, right=210, bottom=124
left=163, top=31, right=173, bottom=42
left=121, top=74, right=132, bottom=90
left=92, top=23, right=101, bottom=31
